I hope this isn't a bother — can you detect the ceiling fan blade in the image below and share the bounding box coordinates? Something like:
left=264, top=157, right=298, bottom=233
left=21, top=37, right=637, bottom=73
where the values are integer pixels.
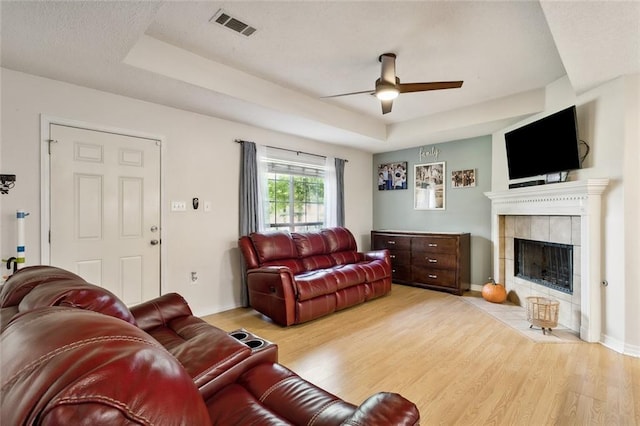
left=381, top=99, right=393, bottom=114
left=321, top=89, right=374, bottom=98
left=379, top=53, right=397, bottom=85
left=398, top=81, right=464, bottom=93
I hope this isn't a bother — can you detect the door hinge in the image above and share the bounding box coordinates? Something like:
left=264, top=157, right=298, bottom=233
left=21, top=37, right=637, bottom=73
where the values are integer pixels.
left=47, top=139, right=58, bottom=154
left=48, top=230, right=51, bottom=244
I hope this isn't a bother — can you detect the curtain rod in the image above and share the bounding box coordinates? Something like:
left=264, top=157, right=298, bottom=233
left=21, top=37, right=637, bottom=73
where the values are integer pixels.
left=234, top=139, right=347, bottom=162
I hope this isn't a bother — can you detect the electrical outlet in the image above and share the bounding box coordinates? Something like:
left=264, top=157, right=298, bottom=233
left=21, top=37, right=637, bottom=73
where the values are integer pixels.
left=171, top=201, right=186, bottom=211
left=191, top=271, right=198, bottom=283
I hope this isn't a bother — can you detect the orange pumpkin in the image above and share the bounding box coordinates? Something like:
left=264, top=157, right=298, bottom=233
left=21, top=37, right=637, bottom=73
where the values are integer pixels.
left=481, top=278, right=507, bottom=303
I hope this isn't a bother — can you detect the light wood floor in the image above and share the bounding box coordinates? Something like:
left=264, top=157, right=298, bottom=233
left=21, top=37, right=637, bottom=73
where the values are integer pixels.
left=203, top=284, right=640, bottom=425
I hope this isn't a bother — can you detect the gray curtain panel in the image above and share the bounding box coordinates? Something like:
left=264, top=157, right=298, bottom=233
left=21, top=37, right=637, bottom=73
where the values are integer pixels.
left=239, top=140, right=259, bottom=306
left=335, top=158, right=345, bottom=227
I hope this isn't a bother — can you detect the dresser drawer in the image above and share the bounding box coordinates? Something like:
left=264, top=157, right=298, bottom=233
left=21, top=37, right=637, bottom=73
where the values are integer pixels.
left=390, top=264, right=411, bottom=282
left=412, top=267, right=457, bottom=288
left=373, top=234, right=411, bottom=251
left=411, top=237, right=458, bottom=254
left=411, top=252, right=457, bottom=270
left=388, top=249, right=411, bottom=266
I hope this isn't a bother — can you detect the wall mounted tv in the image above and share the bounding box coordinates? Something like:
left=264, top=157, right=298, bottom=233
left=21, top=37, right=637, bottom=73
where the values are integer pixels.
left=505, top=105, right=581, bottom=180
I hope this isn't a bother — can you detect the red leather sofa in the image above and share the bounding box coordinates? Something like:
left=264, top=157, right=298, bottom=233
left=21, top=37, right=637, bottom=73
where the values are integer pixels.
left=0, top=265, right=420, bottom=425
left=239, top=227, right=392, bottom=326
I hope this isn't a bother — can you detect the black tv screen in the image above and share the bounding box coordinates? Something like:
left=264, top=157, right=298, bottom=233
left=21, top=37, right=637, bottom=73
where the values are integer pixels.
left=505, top=105, right=581, bottom=180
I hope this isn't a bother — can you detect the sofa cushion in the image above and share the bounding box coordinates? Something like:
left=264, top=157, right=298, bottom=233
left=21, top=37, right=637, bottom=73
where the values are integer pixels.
left=0, top=265, right=86, bottom=308
left=207, top=383, right=292, bottom=425
left=291, top=231, right=329, bottom=256
left=292, top=231, right=336, bottom=271
left=237, top=363, right=357, bottom=425
left=16, top=280, right=137, bottom=325
left=261, top=258, right=305, bottom=275
left=211, top=365, right=342, bottom=425
left=0, top=306, right=18, bottom=331
left=331, top=250, right=364, bottom=265
left=321, top=227, right=357, bottom=253
left=357, top=259, right=391, bottom=283
left=330, top=263, right=367, bottom=289
left=294, top=270, right=339, bottom=301
left=301, top=254, right=336, bottom=271
left=251, top=231, right=299, bottom=263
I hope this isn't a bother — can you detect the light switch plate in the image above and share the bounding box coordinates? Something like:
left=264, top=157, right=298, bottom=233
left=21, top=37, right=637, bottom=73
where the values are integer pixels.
left=171, top=201, right=186, bottom=211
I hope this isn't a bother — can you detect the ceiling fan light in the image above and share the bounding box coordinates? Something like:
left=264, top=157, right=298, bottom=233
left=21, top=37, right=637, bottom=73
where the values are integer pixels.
left=376, top=87, right=399, bottom=101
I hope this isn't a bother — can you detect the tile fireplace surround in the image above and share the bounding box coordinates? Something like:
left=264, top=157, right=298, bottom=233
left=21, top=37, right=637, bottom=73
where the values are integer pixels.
left=485, top=179, right=609, bottom=343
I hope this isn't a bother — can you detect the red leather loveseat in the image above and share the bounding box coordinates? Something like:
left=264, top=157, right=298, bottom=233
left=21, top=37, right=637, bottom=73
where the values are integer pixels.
left=0, top=265, right=420, bottom=425
left=239, top=227, right=392, bottom=326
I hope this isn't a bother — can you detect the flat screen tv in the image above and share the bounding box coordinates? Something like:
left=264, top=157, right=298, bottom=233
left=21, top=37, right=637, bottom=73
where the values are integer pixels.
left=505, top=105, right=581, bottom=180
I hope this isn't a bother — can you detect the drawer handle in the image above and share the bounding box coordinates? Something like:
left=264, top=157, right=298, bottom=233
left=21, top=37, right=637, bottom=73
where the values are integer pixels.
left=428, top=243, right=438, bottom=247
left=392, top=269, right=396, bottom=273
left=428, top=274, right=438, bottom=279
left=390, top=254, right=396, bottom=259
left=427, top=258, right=437, bottom=263
left=387, top=240, right=396, bottom=245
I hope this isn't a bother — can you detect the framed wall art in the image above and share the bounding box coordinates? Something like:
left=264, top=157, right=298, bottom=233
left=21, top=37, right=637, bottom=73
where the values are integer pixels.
left=451, top=169, right=476, bottom=188
left=377, top=161, right=408, bottom=190
left=414, top=162, right=445, bottom=210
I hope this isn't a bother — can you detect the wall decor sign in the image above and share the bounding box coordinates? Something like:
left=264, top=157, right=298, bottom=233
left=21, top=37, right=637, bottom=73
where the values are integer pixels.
left=451, top=169, right=476, bottom=188
left=414, top=162, right=445, bottom=210
left=419, top=146, right=441, bottom=162
left=377, top=161, right=408, bottom=190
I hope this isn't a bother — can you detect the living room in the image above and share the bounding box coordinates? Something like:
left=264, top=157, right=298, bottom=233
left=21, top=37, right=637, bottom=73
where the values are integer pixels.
left=1, top=1, right=639, bottom=421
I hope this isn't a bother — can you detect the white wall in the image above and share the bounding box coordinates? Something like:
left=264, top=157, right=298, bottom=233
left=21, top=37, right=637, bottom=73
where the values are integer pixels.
left=491, top=74, right=640, bottom=356
left=622, top=74, right=640, bottom=353
left=0, top=69, right=374, bottom=316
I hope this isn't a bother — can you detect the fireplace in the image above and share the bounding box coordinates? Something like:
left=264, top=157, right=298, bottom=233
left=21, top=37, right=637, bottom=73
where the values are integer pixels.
left=500, top=215, right=580, bottom=334
left=514, top=238, right=573, bottom=294
left=485, top=179, right=609, bottom=343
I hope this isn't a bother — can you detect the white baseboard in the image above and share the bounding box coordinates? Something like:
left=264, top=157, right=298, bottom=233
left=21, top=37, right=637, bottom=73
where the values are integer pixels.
left=470, top=284, right=483, bottom=292
left=601, top=334, right=640, bottom=358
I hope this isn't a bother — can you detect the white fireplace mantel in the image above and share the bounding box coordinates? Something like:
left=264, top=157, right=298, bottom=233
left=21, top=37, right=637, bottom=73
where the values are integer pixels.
left=485, top=179, right=609, bottom=342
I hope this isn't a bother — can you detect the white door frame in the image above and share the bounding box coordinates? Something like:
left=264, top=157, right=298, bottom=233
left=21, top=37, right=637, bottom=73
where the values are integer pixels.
left=40, top=115, right=166, bottom=294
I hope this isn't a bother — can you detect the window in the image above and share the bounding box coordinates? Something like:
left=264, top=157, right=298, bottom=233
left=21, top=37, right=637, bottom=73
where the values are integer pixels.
left=266, top=162, right=325, bottom=231
left=256, top=146, right=337, bottom=232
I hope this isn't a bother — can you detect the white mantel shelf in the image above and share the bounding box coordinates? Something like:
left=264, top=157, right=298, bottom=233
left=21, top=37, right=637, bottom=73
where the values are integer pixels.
left=484, top=178, right=610, bottom=216
left=485, top=178, right=610, bottom=343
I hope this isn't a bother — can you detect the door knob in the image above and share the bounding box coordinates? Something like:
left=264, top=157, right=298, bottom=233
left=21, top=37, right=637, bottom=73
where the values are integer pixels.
left=150, top=239, right=160, bottom=246
left=150, top=225, right=158, bottom=232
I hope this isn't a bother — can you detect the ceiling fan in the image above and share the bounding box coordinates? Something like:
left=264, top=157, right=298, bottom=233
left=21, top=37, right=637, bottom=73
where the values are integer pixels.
left=323, top=53, right=463, bottom=114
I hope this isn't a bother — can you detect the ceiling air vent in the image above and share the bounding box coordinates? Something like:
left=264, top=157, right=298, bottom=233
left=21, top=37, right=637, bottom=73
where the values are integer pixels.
left=211, top=9, right=257, bottom=37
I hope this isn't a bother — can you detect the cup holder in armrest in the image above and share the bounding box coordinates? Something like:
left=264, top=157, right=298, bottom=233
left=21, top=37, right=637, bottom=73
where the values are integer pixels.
left=244, top=339, right=265, bottom=349
left=230, top=331, right=249, bottom=341
left=228, top=328, right=271, bottom=352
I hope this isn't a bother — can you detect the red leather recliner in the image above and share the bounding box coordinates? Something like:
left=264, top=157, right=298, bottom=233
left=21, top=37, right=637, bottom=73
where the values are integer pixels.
left=239, top=227, right=392, bottom=326
left=0, top=265, right=420, bottom=425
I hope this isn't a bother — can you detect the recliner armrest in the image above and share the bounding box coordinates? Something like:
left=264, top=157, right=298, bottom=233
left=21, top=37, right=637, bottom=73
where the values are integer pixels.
left=364, top=249, right=391, bottom=266
left=130, top=292, right=192, bottom=331
left=246, top=267, right=298, bottom=326
left=343, top=392, right=420, bottom=425
left=131, top=293, right=256, bottom=399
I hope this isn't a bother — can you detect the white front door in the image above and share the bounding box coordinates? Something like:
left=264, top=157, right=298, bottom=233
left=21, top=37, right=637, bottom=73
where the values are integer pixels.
left=49, top=124, right=161, bottom=304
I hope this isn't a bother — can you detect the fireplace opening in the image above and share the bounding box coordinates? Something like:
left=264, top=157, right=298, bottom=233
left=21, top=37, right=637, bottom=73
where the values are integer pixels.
left=514, top=238, right=573, bottom=294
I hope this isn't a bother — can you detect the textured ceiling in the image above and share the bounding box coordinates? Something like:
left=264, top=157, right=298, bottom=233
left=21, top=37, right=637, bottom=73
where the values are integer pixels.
left=1, top=1, right=638, bottom=152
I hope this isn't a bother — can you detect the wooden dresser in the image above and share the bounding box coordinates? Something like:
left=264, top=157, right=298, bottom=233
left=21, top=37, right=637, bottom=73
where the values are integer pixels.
left=371, top=230, right=470, bottom=295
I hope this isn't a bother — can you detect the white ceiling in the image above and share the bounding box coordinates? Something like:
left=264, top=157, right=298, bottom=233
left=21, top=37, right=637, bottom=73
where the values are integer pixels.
left=1, top=1, right=638, bottom=153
